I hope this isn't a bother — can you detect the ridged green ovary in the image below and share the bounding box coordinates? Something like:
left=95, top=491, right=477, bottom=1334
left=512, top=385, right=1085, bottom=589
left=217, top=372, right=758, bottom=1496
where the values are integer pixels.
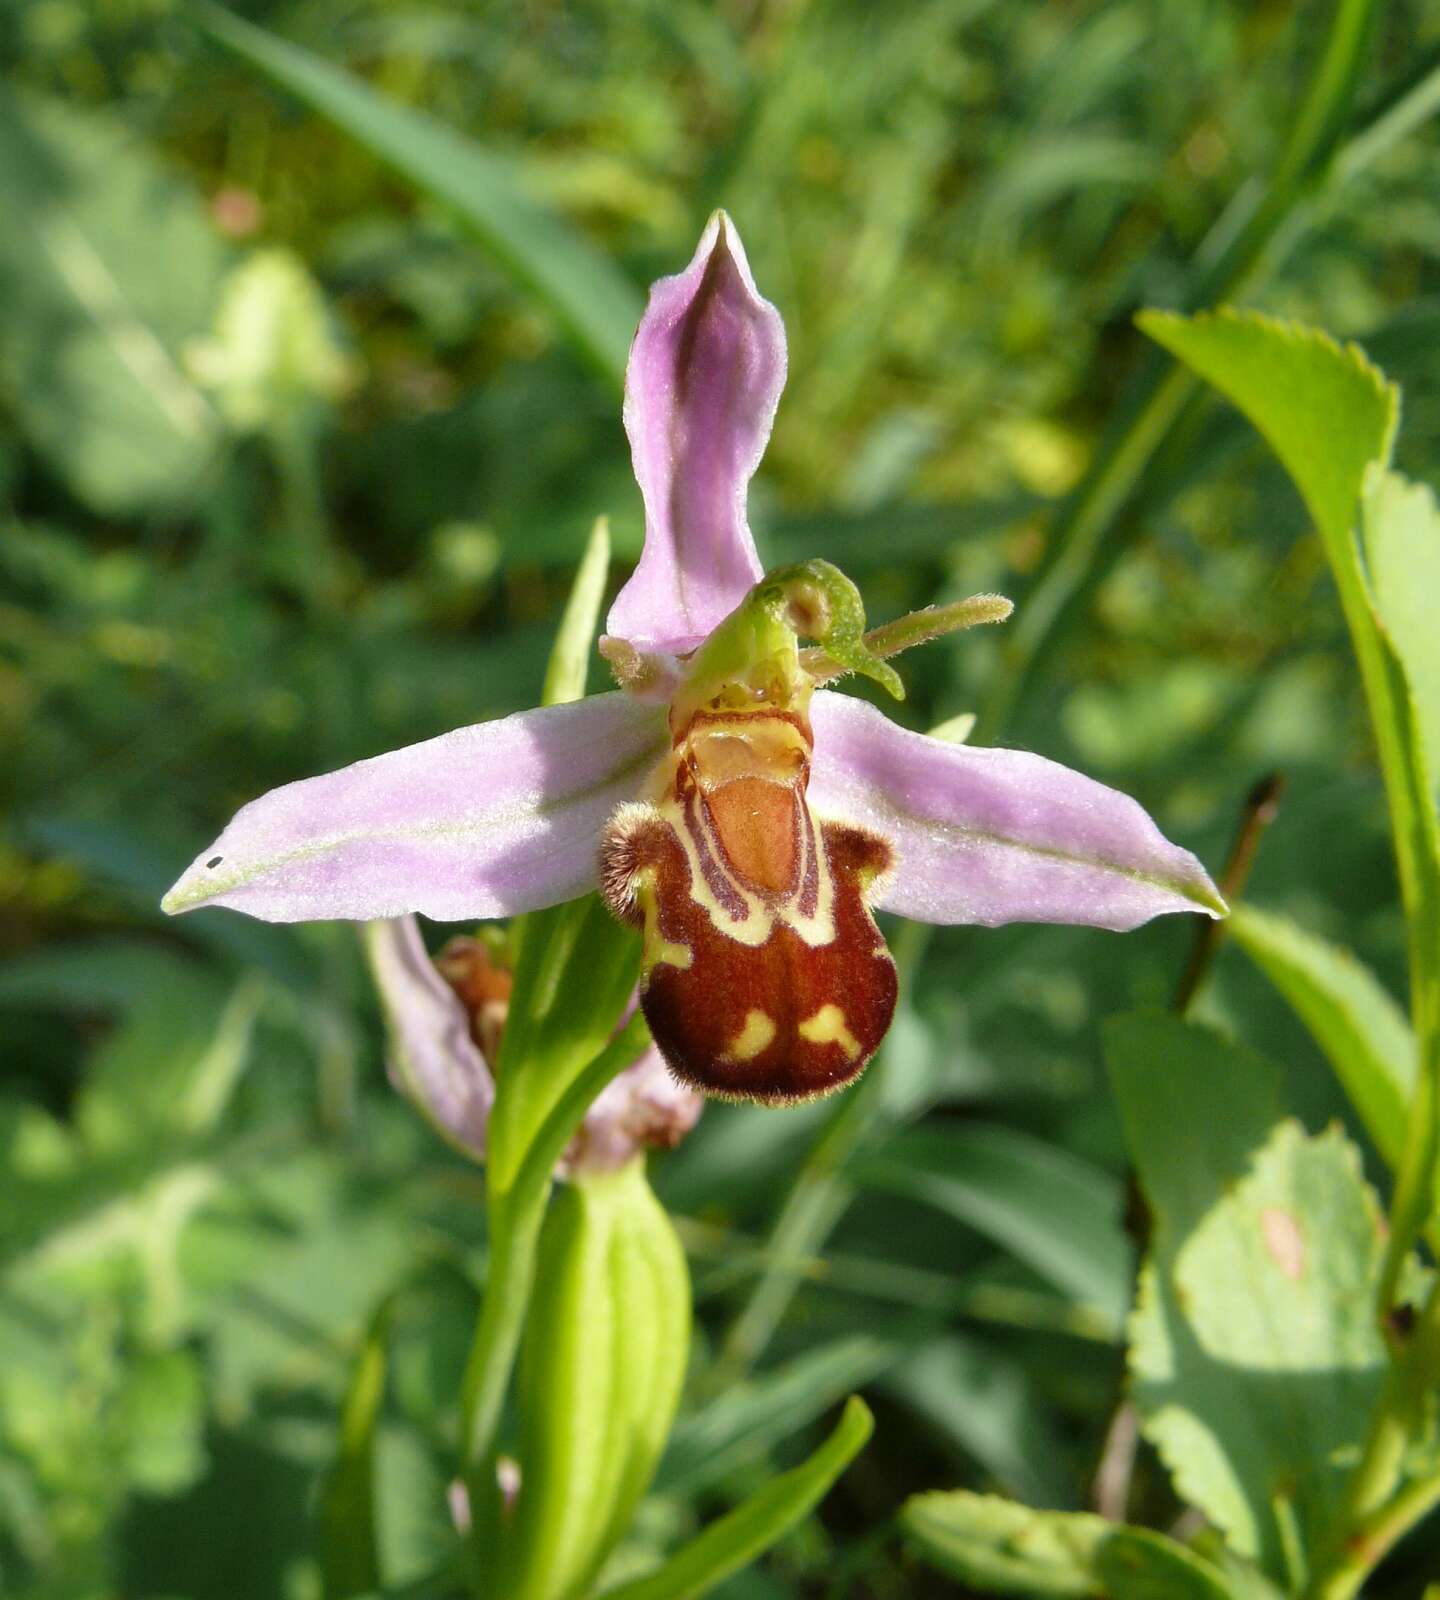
left=500, top=1161, right=691, bottom=1600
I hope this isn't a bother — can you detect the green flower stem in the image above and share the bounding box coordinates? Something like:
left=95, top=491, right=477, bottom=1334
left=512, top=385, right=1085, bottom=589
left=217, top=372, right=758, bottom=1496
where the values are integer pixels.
left=976, top=0, right=1381, bottom=742
left=1311, top=1456, right=1440, bottom=1600
left=458, top=1012, right=653, bottom=1587
left=799, top=594, right=1013, bottom=686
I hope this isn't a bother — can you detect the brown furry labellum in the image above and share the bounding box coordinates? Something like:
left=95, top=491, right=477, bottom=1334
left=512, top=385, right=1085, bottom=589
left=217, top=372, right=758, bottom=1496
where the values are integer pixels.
left=599, top=704, right=897, bottom=1103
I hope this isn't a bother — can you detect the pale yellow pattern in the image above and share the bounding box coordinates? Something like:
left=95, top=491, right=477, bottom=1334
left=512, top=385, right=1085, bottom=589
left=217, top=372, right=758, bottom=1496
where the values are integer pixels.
left=797, top=1004, right=861, bottom=1060
left=640, top=872, right=694, bottom=971
left=722, top=1009, right=777, bottom=1063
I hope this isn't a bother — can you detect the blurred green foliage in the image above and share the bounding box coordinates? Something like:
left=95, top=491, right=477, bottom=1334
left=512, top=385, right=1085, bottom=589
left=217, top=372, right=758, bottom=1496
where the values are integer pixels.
left=3, top=0, right=1440, bottom=1595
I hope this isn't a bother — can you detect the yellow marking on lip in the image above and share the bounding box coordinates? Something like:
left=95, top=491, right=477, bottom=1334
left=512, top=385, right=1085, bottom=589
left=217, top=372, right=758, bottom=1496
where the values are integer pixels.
left=639, top=874, right=694, bottom=972
left=722, top=1009, right=777, bottom=1063
left=797, top=1004, right=861, bottom=1060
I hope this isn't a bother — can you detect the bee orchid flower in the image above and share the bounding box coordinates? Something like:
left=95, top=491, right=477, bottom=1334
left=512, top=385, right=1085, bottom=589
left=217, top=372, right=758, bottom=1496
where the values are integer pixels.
left=164, top=213, right=1225, bottom=1104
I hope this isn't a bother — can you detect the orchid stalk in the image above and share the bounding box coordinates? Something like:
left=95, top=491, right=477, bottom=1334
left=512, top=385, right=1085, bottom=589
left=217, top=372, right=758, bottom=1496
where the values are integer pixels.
left=163, top=212, right=1224, bottom=1597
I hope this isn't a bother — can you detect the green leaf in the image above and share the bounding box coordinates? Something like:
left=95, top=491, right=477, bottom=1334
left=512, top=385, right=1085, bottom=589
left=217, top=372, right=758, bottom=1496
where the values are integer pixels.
left=1228, top=902, right=1413, bottom=1172
left=852, top=1125, right=1132, bottom=1330
left=595, top=1397, right=872, bottom=1600
left=1137, top=312, right=1440, bottom=1033
left=0, top=88, right=222, bottom=513
left=1106, top=1015, right=1388, bottom=1583
left=541, top=516, right=611, bottom=708
left=901, top=1491, right=1233, bottom=1599
left=319, top=1299, right=393, bottom=1600
left=195, top=4, right=640, bottom=386
left=1362, top=467, right=1440, bottom=797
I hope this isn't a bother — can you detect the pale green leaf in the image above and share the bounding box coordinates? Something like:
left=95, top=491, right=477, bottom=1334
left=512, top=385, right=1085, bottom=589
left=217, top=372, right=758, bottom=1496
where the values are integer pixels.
left=1106, top=1014, right=1388, bottom=1583
left=1362, top=466, right=1440, bottom=797
left=0, top=89, right=222, bottom=513
left=196, top=4, right=640, bottom=386
left=1228, top=902, right=1413, bottom=1171
left=901, top=1490, right=1233, bottom=1599
left=596, top=1397, right=872, bottom=1600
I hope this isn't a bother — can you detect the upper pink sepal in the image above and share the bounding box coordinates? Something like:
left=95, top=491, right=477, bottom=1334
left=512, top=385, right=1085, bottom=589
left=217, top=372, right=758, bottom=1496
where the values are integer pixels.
left=607, top=212, right=786, bottom=656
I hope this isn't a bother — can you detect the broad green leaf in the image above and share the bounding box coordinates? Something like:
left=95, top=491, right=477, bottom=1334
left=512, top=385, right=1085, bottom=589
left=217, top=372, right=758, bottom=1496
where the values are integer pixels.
left=0, top=89, right=221, bottom=513
left=1106, top=1015, right=1388, bottom=1582
left=1362, top=467, right=1440, bottom=796
left=853, top=1125, right=1132, bottom=1329
left=319, top=1299, right=393, bottom=1600
left=196, top=5, right=640, bottom=386
left=596, top=1397, right=872, bottom=1600
left=901, top=1491, right=1233, bottom=1599
left=1228, top=903, right=1413, bottom=1169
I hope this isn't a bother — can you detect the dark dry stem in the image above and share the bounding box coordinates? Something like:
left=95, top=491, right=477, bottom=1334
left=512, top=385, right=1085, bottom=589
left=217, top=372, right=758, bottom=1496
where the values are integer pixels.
left=1172, top=771, right=1286, bottom=1014
left=799, top=593, right=1013, bottom=685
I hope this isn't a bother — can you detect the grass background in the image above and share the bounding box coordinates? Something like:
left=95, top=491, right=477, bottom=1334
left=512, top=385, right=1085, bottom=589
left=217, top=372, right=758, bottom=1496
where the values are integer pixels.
left=2, top=1, right=1438, bottom=1594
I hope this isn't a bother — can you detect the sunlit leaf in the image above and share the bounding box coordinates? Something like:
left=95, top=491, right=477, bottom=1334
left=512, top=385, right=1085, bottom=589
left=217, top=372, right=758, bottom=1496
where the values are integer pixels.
left=901, top=1490, right=1233, bottom=1598
left=1106, top=1013, right=1388, bottom=1582
left=1228, top=901, right=1413, bottom=1172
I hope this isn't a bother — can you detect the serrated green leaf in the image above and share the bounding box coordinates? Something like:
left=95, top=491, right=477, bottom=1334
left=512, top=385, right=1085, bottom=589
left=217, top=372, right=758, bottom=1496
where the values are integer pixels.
left=1228, top=902, right=1413, bottom=1172
left=854, top=1124, right=1132, bottom=1329
left=0, top=88, right=221, bottom=513
left=1362, top=467, right=1440, bottom=798
left=596, top=1397, right=872, bottom=1600
left=195, top=4, right=640, bottom=386
left=1106, top=1014, right=1388, bottom=1583
left=901, top=1491, right=1232, bottom=1599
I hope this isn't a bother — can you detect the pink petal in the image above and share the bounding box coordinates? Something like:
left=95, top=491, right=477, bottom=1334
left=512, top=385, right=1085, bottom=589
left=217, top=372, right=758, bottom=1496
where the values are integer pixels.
left=162, top=693, right=667, bottom=923
left=565, top=1044, right=704, bottom=1176
left=607, top=212, right=786, bottom=655
left=364, top=916, right=493, bottom=1160
left=808, top=692, right=1225, bottom=931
